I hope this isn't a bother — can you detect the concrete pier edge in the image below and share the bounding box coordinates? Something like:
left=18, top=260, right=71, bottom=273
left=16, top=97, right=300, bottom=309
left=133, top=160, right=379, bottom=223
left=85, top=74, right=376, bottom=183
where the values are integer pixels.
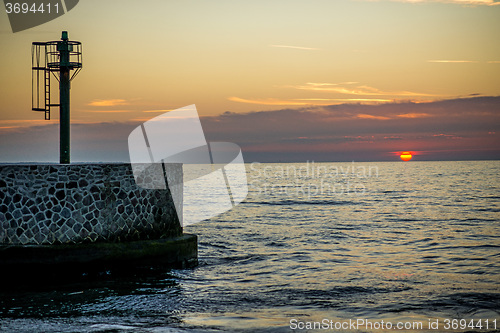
left=0, top=234, right=198, bottom=283
left=0, top=163, right=198, bottom=284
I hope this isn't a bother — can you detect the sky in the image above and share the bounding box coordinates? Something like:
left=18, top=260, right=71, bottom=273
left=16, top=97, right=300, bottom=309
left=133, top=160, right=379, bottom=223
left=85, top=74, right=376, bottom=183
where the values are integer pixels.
left=0, top=0, right=499, bottom=162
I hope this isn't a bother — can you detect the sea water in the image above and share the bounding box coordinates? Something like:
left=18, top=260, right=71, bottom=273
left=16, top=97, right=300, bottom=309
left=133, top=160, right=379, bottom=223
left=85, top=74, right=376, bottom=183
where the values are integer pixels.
left=1, top=161, right=499, bottom=332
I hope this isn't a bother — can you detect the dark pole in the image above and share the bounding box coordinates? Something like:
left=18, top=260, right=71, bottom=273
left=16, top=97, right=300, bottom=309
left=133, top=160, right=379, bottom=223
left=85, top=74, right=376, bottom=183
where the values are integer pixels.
left=58, top=31, right=70, bottom=164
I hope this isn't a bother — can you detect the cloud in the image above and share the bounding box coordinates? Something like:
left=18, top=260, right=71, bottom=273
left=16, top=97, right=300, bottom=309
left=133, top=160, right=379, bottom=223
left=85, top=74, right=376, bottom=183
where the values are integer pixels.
left=228, top=97, right=309, bottom=106
left=202, top=96, right=500, bottom=161
left=0, top=119, right=57, bottom=131
left=269, top=44, right=320, bottom=51
left=0, top=121, right=139, bottom=163
left=88, top=99, right=129, bottom=107
left=397, top=113, right=432, bottom=118
left=432, top=133, right=463, bottom=139
left=357, top=114, right=391, bottom=120
left=428, top=60, right=479, bottom=63
left=84, top=110, right=132, bottom=113
left=230, top=82, right=437, bottom=109
left=429, top=60, right=500, bottom=63
left=297, top=98, right=393, bottom=103
left=1, top=97, right=498, bottom=163
left=290, top=82, right=435, bottom=97
left=228, top=96, right=392, bottom=106
left=365, top=0, right=500, bottom=5
left=142, top=109, right=175, bottom=113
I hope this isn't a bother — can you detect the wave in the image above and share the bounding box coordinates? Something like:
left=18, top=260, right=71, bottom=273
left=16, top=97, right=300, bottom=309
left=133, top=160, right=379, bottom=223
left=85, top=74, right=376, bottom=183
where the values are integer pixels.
left=245, top=199, right=360, bottom=206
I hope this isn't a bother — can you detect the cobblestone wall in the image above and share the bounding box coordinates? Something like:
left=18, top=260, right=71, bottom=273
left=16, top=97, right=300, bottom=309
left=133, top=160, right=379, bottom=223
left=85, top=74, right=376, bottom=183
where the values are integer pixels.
left=0, top=163, right=182, bottom=245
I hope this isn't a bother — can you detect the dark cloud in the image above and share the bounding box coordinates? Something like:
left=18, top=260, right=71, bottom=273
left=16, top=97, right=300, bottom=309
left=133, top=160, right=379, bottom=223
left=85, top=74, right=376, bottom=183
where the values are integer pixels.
left=1, top=96, right=499, bottom=163
left=0, top=121, right=139, bottom=163
left=200, top=96, right=500, bottom=161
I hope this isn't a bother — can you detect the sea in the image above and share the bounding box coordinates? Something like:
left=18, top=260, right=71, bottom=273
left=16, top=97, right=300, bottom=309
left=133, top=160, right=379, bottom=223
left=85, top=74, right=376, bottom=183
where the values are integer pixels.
left=1, top=161, right=499, bottom=332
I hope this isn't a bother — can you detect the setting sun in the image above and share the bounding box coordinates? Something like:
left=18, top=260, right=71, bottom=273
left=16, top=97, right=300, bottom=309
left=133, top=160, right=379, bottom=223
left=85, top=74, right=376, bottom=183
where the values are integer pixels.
left=400, top=152, right=413, bottom=161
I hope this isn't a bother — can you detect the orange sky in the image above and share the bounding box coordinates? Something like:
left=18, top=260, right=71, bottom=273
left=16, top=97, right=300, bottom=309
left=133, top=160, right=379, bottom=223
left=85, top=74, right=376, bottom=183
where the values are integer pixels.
left=0, top=0, right=499, bottom=162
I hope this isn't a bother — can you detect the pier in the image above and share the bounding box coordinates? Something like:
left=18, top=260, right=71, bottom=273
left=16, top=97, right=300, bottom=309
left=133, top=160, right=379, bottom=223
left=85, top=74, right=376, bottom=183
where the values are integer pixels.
left=0, top=163, right=197, bottom=283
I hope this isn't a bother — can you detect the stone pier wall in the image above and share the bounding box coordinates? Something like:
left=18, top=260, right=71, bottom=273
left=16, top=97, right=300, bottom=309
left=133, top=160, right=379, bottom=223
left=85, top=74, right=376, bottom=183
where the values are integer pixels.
left=0, top=163, right=183, bottom=245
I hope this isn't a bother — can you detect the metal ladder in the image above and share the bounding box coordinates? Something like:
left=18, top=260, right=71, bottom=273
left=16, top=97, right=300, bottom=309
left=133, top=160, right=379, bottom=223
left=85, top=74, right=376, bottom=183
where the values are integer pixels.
left=44, top=68, right=50, bottom=120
